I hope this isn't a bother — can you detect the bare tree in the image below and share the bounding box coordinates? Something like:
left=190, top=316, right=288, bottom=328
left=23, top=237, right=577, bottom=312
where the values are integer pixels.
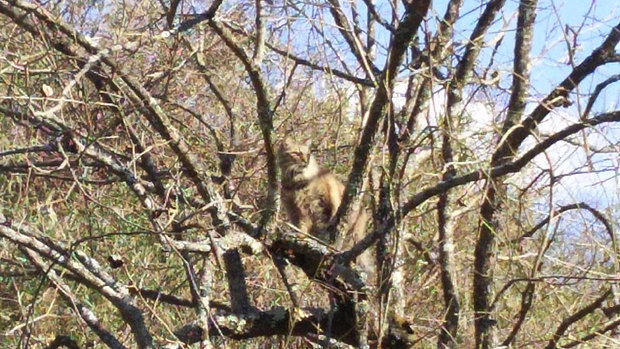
left=1, top=0, right=620, bottom=348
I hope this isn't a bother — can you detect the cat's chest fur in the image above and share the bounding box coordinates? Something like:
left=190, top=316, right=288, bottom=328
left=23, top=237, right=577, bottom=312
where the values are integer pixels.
left=281, top=170, right=344, bottom=239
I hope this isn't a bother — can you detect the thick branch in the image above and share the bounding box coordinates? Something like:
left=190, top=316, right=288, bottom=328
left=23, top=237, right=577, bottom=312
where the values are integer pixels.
left=0, top=221, right=153, bottom=348
left=341, top=111, right=620, bottom=263
left=473, top=0, right=537, bottom=347
left=454, top=0, right=507, bottom=85
left=561, top=317, right=620, bottom=348
left=23, top=248, right=128, bottom=349
left=403, top=111, right=620, bottom=216
left=330, top=0, right=431, bottom=238
left=174, top=303, right=415, bottom=347
left=544, top=289, right=612, bottom=349
left=208, top=20, right=278, bottom=232
left=252, top=0, right=266, bottom=65
left=503, top=0, right=538, bottom=133
left=494, top=20, right=620, bottom=161
left=327, top=0, right=378, bottom=79
left=0, top=0, right=230, bottom=231
left=224, top=249, right=253, bottom=314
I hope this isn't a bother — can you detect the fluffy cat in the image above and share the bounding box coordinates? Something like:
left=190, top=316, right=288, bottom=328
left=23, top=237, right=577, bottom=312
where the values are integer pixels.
left=278, top=138, right=367, bottom=247
left=278, top=137, right=376, bottom=292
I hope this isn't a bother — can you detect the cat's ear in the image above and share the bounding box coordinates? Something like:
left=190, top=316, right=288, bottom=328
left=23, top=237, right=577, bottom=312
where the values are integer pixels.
left=303, top=139, right=312, bottom=149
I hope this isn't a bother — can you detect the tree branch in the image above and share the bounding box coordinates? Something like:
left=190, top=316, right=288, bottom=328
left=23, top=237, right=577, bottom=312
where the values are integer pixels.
left=494, top=20, right=620, bottom=161
left=473, top=0, right=537, bottom=346
left=327, top=0, right=379, bottom=80
left=544, top=288, right=612, bottom=349
left=342, top=110, right=620, bottom=264
left=23, top=248, right=128, bottom=349
left=330, top=0, right=431, bottom=240
left=208, top=20, right=278, bottom=233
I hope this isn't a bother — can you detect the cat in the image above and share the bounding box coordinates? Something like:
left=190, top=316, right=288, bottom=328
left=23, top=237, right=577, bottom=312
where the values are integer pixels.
left=279, top=138, right=385, bottom=337
left=278, top=137, right=377, bottom=296
left=278, top=138, right=368, bottom=250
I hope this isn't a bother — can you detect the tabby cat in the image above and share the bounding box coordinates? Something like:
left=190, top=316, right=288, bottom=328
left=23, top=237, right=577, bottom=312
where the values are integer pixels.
left=278, top=138, right=367, bottom=247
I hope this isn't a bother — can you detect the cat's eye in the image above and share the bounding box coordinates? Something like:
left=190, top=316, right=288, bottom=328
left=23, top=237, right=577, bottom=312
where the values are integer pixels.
left=292, top=151, right=305, bottom=161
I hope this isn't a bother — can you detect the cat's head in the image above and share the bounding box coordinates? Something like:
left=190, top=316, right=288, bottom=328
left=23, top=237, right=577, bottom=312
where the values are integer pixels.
left=278, top=138, right=318, bottom=180
left=279, top=138, right=312, bottom=164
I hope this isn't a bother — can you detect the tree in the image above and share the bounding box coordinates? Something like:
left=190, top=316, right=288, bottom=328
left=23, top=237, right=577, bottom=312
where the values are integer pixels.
left=1, top=0, right=619, bottom=348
